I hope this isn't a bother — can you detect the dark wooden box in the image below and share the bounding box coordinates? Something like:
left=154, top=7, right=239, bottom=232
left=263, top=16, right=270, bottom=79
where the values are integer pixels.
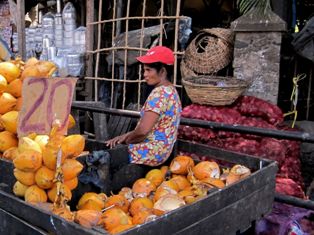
left=0, top=140, right=278, bottom=235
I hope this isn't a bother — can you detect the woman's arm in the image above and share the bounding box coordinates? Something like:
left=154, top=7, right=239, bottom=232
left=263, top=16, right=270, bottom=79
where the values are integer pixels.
left=125, top=111, right=159, bottom=144
left=105, top=111, right=159, bottom=148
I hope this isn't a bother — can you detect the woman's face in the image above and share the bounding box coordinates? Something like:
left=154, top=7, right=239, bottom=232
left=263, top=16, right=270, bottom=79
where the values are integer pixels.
left=143, top=64, right=162, bottom=86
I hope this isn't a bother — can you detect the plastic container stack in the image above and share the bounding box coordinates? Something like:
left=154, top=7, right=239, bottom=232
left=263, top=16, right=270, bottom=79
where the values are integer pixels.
left=42, top=12, right=55, bottom=43
left=11, top=33, right=18, bottom=54
left=74, top=26, right=86, bottom=54
left=66, top=52, right=83, bottom=77
left=62, top=2, right=76, bottom=48
left=54, top=14, right=63, bottom=48
left=40, top=36, right=50, bottom=61
left=12, top=1, right=86, bottom=77
left=25, top=27, right=37, bottom=58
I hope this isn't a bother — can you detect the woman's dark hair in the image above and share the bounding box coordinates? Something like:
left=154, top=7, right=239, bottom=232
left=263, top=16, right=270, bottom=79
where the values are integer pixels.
left=145, top=62, right=174, bottom=80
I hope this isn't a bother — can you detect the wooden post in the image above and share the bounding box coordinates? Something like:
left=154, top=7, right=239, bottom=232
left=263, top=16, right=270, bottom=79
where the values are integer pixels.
left=80, top=0, right=86, bottom=26
left=85, top=0, right=94, bottom=101
left=116, top=0, right=123, bottom=35
left=306, top=68, right=312, bottom=120
left=16, top=0, right=26, bottom=60
left=84, top=0, right=95, bottom=135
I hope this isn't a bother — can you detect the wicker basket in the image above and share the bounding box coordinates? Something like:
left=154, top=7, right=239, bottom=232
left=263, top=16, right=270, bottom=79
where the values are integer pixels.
left=182, top=76, right=249, bottom=106
left=180, top=60, right=198, bottom=79
left=183, top=28, right=234, bottom=74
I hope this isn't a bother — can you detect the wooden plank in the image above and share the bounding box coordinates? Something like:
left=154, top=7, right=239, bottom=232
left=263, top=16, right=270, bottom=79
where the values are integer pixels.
left=0, top=190, right=102, bottom=235
left=0, top=158, right=15, bottom=193
left=114, top=115, right=128, bottom=136
left=120, top=117, right=133, bottom=135
left=16, top=0, right=26, bottom=60
left=0, top=208, right=46, bottom=235
left=93, top=112, right=109, bottom=140
left=107, top=115, right=121, bottom=138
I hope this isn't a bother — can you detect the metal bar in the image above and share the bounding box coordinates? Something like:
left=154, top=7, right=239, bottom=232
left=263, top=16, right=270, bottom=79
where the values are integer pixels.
left=180, top=118, right=314, bottom=143
left=275, top=193, right=314, bottom=210
left=16, top=0, right=26, bottom=60
left=72, top=101, right=140, bottom=118
left=71, top=102, right=314, bottom=143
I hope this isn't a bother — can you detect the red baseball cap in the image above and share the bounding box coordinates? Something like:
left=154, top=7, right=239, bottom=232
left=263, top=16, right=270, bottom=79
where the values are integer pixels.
left=136, top=46, right=175, bottom=65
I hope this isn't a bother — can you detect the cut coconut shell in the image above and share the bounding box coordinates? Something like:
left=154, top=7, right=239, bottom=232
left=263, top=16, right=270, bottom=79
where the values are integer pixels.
left=169, top=155, right=195, bottom=175
left=193, top=161, right=221, bottom=180
left=153, top=194, right=185, bottom=215
left=74, top=210, right=102, bottom=229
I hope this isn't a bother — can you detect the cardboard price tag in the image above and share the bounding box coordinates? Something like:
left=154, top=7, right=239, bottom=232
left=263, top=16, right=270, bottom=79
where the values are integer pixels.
left=17, top=77, right=77, bottom=137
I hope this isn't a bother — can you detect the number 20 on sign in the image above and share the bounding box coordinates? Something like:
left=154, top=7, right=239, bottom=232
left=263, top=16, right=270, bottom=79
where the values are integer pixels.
left=17, top=77, right=78, bottom=137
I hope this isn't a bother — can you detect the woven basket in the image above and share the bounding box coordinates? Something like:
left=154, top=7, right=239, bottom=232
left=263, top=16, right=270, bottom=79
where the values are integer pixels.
left=182, top=76, right=249, bottom=106
left=184, top=28, right=234, bottom=74
left=180, top=60, right=198, bottom=79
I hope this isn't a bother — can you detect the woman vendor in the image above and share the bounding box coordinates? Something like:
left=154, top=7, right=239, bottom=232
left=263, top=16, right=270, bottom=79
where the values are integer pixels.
left=105, top=46, right=182, bottom=191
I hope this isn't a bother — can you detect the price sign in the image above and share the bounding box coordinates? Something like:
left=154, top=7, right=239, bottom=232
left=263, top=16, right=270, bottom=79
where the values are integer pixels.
left=17, top=77, right=77, bottom=137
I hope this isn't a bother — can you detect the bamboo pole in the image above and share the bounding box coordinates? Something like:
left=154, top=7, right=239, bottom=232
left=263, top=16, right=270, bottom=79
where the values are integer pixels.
left=159, top=0, right=164, bottom=45
left=173, top=0, right=181, bottom=86
left=94, top=0, right=103, bottom=102
left=87, top=1, right=185, bottom=110
left=122, top=0, right=131, bottom=110
left=86, top=77, right=144, bottom=82
left=16, top=0, right=26, bottom=60
left=87, top=15, right=185, bottom=25
left=137, top=0, right=147, bottom=109
left=110, top=0, right=117, bottom=108
left=87, top=46, right=185, bottom=55
left=85, top=76, right=183, bottom=88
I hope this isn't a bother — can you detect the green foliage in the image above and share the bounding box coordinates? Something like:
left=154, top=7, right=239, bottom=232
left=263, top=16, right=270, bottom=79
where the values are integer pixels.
left=237, top=0, right=271, bottom=15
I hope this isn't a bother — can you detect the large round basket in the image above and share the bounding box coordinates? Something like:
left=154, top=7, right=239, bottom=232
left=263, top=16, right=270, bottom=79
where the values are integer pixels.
left=183, top=28, right=234, bottom=74
left=180, top=60, right=197, bottom=79
left=182, top=76, right=249, bottom=106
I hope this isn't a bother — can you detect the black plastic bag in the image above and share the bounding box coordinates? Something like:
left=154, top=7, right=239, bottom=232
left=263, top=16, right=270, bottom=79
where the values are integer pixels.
left=291, top=16, right=314, bottom=63
left=78, top=150, right=112, bottom=194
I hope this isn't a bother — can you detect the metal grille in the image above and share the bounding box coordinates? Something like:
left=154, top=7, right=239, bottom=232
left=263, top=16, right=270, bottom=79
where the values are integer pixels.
left=85, top=0, right=187, bottom=110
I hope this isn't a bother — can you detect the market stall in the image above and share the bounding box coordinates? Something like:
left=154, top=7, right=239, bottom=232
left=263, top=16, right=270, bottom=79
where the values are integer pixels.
left=0, top=138, right=277, bottom=235
left=0, top=0, right=313, bottom=234
left=0, top=56, right=312, bottom=234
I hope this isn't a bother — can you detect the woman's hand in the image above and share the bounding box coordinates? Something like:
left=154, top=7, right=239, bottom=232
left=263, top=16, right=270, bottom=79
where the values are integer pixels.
left=105, top=133, right=129, bottom=148
left=105, top=111, right=159, bottom=148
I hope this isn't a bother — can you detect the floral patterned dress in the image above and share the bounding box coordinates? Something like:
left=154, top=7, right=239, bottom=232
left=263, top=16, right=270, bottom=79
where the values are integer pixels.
left=128, top=85, right=182, bottom=166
